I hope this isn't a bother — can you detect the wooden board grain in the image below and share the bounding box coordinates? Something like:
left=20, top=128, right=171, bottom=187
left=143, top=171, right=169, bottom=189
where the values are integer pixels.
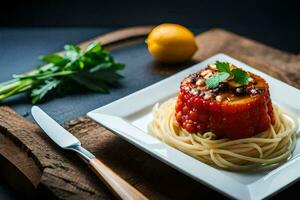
left=0, top=27, right=299, bottom=200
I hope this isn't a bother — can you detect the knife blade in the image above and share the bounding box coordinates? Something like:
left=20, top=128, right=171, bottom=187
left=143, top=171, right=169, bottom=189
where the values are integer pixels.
left=31, top=106, right=148, bottom=200
left=31, top=106, right=94, bottom=160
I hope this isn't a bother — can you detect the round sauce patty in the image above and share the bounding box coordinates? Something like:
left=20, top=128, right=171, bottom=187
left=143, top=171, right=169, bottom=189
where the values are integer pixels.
left=175, top=64, right=275, bottom=139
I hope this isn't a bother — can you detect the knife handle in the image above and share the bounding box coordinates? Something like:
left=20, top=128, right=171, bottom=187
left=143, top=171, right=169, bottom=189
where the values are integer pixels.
left=89, top=158, right=148, bottom=200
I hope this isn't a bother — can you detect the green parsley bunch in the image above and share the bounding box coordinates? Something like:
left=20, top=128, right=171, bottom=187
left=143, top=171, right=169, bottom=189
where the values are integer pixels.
left=0, top=43, right=124, bottom=104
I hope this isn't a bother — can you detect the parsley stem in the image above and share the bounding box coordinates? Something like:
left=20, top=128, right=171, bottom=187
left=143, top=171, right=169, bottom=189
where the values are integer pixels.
left=0, top=80, right=21, bottom=94
left=0, top=79, right=34, bottom=100
left=37, top=71, right=75, bottom=79
left=0, top=79, right=19, bottom=87
left=15, top=70, right=75, bottom=80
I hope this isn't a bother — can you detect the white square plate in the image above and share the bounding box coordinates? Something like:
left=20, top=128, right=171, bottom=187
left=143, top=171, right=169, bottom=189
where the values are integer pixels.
left=87, top=54, right=300, bottom=200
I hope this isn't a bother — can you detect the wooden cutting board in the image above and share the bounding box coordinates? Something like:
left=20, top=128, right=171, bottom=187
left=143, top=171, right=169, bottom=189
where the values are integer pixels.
left=0, top=26, right=299, bottom=200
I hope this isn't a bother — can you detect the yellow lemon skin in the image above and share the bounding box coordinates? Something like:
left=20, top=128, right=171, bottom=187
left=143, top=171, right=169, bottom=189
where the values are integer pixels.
left=147, top=23, right=198, bottom=63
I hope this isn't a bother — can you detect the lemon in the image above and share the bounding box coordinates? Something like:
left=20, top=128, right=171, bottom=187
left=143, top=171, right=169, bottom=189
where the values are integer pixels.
left=147, top=23, right=198, bottom=63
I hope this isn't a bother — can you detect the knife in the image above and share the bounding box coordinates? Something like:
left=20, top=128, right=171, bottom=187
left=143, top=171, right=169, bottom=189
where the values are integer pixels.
left=31, top=106, right=148, bottom=200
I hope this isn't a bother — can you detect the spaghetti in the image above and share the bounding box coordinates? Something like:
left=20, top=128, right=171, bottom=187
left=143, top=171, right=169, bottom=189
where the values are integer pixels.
left=148, top=98, right=298, bottom=171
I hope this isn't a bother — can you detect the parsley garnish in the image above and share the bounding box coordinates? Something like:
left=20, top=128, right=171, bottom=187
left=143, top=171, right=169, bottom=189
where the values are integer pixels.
left=205, top=72, right=230, bottom=89
left=232, top=69, right=249, bottom=85
left=0, top=42, right=125, bottom=104
left=216, top=61, right=231, bottom=73
left=205, top=61, right=249, bottom=89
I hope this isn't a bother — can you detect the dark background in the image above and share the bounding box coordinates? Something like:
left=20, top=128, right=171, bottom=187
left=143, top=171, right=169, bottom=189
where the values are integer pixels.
left=1, top=0, right=300, bottom=52
left=1, top=0, right=299, bottom=28
left=1, top=0, right=300, bottom=199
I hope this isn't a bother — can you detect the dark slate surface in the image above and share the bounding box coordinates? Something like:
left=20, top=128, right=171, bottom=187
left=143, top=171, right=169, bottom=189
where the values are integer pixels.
left=0, top=27, right=300, bottom=199
left=0, top=28, right=205, bottom=124
left=0, top=182, right=19, bottom=200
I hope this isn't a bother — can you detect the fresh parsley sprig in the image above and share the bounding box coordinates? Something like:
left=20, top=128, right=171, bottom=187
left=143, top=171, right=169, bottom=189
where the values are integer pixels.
left=0, top=42, right=125, bottom=104
left=205, top=72, right=230, bottom=89
left=205, top=61, right=249, bottom=89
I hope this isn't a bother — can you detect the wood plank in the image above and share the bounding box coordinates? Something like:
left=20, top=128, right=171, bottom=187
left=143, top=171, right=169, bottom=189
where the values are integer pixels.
left=0, top=27, right=299, bottom=199
left=0, top=134, right=40, bottom=198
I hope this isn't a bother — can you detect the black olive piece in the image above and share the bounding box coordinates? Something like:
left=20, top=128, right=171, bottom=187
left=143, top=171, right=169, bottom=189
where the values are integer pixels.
left=235, top=87, right=247, bottom=95
left=188, top=73, right=198, bottom=83
left=250, top=88, right=263, bottom=95
left=257, top=89, right=263, bottom=94
left=218, top=82, right=229, bottom=91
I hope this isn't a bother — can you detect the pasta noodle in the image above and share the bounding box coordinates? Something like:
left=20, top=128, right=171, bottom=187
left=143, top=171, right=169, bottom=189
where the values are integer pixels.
left=148, top=98, right=298, bottom=171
